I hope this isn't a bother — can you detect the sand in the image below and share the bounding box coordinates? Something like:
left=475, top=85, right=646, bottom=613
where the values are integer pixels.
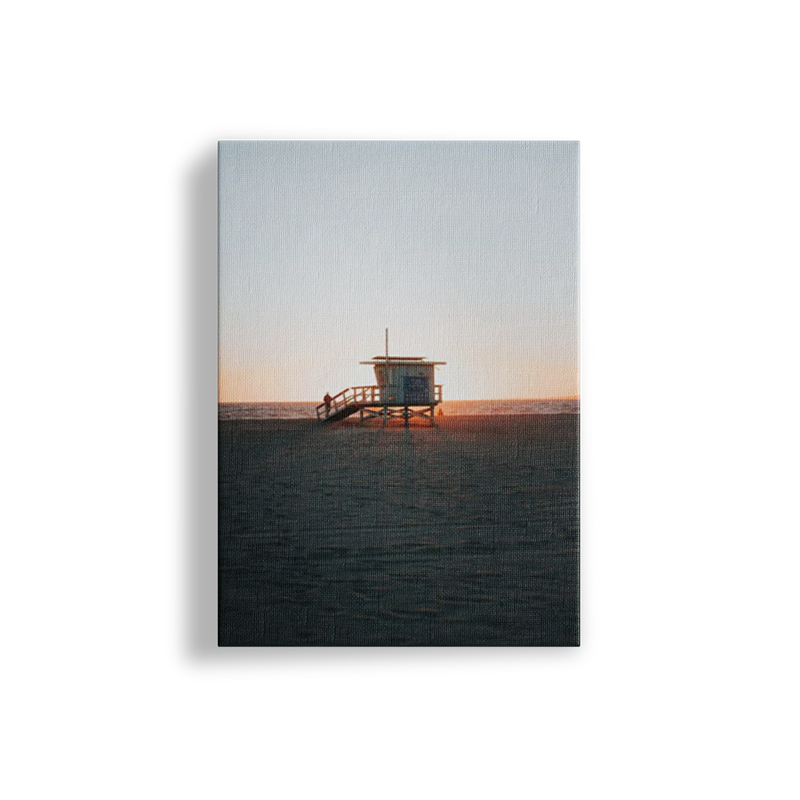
left=219, top=414, right=579, bottom=646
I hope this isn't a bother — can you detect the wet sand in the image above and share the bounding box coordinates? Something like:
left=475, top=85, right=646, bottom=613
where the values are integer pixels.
left=219, top=415, right=579, bottom=646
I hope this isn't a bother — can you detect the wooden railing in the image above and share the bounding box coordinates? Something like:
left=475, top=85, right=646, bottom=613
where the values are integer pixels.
left=316, top=386, right=379, bottom=419
left=316, top=385, right=443, bottom=420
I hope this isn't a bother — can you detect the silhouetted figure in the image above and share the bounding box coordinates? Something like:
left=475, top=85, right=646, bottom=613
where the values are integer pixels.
left=323, top=392, right=332, bottom=414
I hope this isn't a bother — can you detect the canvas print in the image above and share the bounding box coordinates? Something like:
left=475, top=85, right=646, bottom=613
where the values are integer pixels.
left=218, top=141, right=579, bottom=646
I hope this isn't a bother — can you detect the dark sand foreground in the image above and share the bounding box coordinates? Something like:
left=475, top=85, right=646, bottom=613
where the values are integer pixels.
left=219, top=415, right=579, bottom=646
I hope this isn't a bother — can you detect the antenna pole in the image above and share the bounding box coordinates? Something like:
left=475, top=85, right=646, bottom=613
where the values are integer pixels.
left=384, top=328, right=389, bottom=427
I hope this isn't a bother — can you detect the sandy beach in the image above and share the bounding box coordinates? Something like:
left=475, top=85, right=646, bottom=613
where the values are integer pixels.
left=219, top=414, right=579, bottom=646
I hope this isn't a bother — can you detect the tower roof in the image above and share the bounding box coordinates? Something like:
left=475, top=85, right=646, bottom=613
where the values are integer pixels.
left=359, top=356, right=446, bottom=365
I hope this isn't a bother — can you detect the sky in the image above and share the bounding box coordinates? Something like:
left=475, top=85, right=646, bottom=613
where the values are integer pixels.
left=219, top=141, right=579, bottom=402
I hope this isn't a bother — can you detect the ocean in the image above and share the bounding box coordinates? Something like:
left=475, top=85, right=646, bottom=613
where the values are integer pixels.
left=219, top=398, right=580, bottom=420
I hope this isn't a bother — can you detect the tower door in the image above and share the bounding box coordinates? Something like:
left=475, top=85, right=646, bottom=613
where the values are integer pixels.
left=403, top=377, right=429, bottom=404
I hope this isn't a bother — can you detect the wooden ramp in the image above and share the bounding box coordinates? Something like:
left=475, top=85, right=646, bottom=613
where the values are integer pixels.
left=317, top=386, right=378, bottom=423
left=323, top=402, right=364, bottom=423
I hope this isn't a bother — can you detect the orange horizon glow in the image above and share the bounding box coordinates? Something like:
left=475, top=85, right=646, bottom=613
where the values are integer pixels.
left=219, top=363, right=579, bottom=404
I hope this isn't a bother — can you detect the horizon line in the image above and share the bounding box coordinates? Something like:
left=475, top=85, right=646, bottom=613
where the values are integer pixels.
left=219, top=396, right=580, bottom=404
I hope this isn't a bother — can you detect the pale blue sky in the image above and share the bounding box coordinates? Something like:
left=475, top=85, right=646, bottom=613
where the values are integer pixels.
left=219, top=141, right=578, bottom=401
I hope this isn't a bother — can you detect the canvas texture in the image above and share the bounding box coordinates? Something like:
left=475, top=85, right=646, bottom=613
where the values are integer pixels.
left=218, top=141, right=579, bottom=646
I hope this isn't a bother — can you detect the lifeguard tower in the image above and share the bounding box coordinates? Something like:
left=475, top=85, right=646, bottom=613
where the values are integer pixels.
left=316, top=332, right=445, bottom=426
